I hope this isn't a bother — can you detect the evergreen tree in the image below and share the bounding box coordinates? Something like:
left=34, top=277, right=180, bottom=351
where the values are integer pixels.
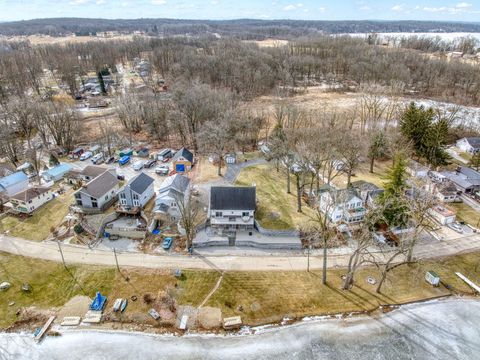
left=400, top=102, right=449, bottom=166
left=377, top=154, right=409, bottom=227
left=97, top=71, right=106, bottom=94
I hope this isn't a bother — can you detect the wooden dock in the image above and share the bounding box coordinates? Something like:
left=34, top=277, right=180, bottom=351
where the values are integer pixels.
left=34, top=316, right=56, bottom=343
left=455, top=272, right=480, bottom=293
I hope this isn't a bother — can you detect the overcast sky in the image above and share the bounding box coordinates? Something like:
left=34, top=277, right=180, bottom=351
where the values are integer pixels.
left=1, top=0, right=480, bottom=22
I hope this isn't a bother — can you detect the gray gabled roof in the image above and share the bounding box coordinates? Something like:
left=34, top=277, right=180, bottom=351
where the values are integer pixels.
left=81, top=165, right=109, bottom=179
left=128, top=172, right=154, bottom=194
left=464, top=137, right=480, bottom=149
left=210, top=186, right=256, bottom=210
left=172, top=147, right=193, bottom=163
left=78, top=171, right=119, bottom=198
left=158, top=174, right=190, bottom=194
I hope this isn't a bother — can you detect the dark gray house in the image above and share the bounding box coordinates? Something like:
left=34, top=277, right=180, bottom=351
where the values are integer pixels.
left=118, top=172, right=155, bottom=210
left=208, top=186, right=256, bottom=235
left=74, top=171, right=120, bottom=212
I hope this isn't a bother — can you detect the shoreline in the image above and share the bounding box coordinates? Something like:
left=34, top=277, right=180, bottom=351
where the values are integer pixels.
left=4, top=293, right=469, bottom=338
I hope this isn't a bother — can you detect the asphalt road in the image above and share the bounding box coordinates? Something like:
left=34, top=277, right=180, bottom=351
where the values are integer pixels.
left=1, top=231, right=480, bottom=271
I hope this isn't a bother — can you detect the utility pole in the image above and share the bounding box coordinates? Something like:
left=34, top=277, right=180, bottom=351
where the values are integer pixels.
left=113, top=248, right=120, bottom=273
left=307, top=245, right=311, bottom=272
left=57, top=241, right=67, bottom=269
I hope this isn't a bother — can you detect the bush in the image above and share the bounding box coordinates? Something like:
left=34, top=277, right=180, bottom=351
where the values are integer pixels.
left=73, top=224, right=84, bottom=234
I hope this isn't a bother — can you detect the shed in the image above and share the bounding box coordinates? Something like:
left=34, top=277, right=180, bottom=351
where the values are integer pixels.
left=425, top=271, right=440, bottom=286
left=42, top=163, right=73, bottom=182
left=225, top=153, right=236, bottom=164
left=135, top=147, right=149, bottom=158
left=119, top=148, right=133, bottom=157
left=172, top=147, right=194, bottom=173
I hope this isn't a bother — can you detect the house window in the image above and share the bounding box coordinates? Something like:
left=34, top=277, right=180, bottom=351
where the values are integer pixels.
left=28, top=200, right=32, bottom=204
left=119, top=193, right=126, bottom=199
left=242, top=212, right=250, bottom=217
left=105, top=195, right=108, bottom=200
left=228, top=216, right=235, bottom=222
left=75, top=193, right=81, bottom=199
left=133, top=194, right=139, bottom=200
left=92, top=199, right=98, bottom=208
left=215, top=211, right=222, bottom=217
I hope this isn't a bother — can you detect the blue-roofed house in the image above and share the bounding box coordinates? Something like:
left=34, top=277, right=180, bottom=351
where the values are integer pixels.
left=42, top=163, right=73, bottom=182
left=0, top=171, right=29, bottom=197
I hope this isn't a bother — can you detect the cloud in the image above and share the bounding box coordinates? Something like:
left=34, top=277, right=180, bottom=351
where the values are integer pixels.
left=391, top=4, right=405, bottom=12
left=151, top=0, right=167, bottom=4
left=318, top=6, right=326, bottom=13
left=96, top=0, right=106, bottom=4
left=359, top=5, right=371, bottom=11
left=456, top=2, right=472, bottom=8
left=283, top=3, right=303, bottom=11
left=210, top=0, right=219, bottom=4
left=69, top=0, right=90, bottom=5
left=421, top=2, right=476, bottom=15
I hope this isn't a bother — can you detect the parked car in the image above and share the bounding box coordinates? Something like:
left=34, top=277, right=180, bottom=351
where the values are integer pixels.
left=106, top=155, right=116, bottom=164
left=91, top=153, right=104, bottom=165
left=155, top=165, right=170, bottom=176
left=80, top=151, right=93, bottom=161
left=132, top=160, right=145, bottom=171
left=144, top=159, right=157, bottom=168
left=162, top=237, right=173, bottom=250
left=119, top=155, right=131, bottom=166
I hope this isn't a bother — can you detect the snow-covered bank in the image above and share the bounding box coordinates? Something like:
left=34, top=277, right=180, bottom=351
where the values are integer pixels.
left=1, top=297, right=479, bottom=359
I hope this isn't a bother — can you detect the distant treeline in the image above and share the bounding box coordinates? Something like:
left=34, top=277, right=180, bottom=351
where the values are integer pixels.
left=1, top=18, right=480, bottom=38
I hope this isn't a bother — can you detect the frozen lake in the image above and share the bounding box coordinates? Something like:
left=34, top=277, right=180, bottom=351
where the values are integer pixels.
left=345, top=32, right=480, bottom=41
left=1, top=298, right=479, bottom=360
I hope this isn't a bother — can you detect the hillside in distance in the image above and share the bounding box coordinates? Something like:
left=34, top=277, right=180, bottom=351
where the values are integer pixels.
left=1, top=18, right=480, bottom=38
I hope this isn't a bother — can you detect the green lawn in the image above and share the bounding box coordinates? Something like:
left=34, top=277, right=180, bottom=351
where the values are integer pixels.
left=1, top=251, right=479, bottom=329
left=235, top=164, right=316, bottom=230
left=0, top=252, right=115, bottom=328
left=0, top=190, right=73, bottom=241
left=451, top=202, right=480, bottom=226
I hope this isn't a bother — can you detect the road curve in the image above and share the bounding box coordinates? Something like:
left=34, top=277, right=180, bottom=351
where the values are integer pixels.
left=1, top=233, right=480, bottom=271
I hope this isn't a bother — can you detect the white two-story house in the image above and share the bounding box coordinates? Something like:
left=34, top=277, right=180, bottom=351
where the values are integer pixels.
left=74, top=170, right=120, bottom=213
left=319, top=188, right=366, bottom=224
left=10, top=186, right=54, bottom=214
left=209, top=186, right=256, bottom=236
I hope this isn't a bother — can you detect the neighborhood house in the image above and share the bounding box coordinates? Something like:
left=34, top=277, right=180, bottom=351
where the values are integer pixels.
left=209, top=186, right=256, bottom=236
left=456, top=137, right=480, bottom=154
left=42, top=163, right=73, bottom=182
left=441, top=167, right=480, bottom=194
left=154, top=174, right=190, bottom=221
left=74, top=171, right=120, bottom=212
left=428, top=205, right=456, bottom=225
left=0, top=171, right=29, bottom=197
left=319, top=187, right=366, bottom=224
left=9, top=187, right=54, bottom=214
left=118, top=172, right=155, bottom=211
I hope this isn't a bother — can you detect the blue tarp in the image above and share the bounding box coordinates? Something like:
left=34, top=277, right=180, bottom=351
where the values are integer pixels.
left=90, top=291, right=107, bottom=311
left=152, top=229, right=161, bottom=235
